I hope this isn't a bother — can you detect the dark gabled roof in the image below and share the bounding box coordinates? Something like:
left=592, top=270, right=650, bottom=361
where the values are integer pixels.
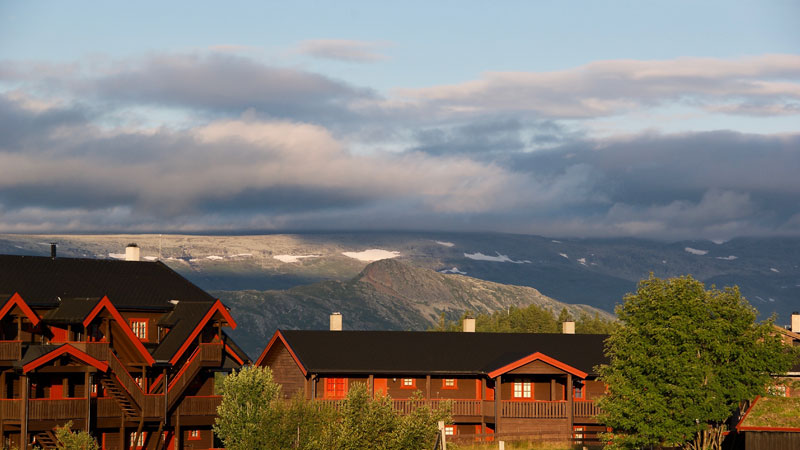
left=42, top=298, right=100, bottom=325
left=278, top=330, right=609, bottom=377
left=223, top=330, right=251, bottom=364
left=151, top=301, right=214, bottom=361
left=0, top=255, right=214, bottom=309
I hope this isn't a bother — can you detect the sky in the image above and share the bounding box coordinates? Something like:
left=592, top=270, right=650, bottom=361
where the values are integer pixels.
left=0, top=0, right=799, bottom=239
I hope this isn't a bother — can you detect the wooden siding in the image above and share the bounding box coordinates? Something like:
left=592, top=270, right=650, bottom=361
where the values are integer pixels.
left=429, top=377, right=479, bottom=400
left=262, top=341, right=306, bottom=400
left=507, top=359, right=567, bottom=375
left=744, top=431, right=800, bottom=450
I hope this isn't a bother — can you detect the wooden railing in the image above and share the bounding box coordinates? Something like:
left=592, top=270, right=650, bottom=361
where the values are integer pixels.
left=0, top=399, right=20, bottom=419
left=573, top=400, right=600, bottom=417
left=200, top=342, right=223, bottom=364
left=69, top=342, right=109, bottom=360
left=28, top=399, right=86, bottom=420
left=314, top=399, right=479, bottom=416
left=106, top=351, right=145, bottom=408
left=142, top=395, right=165, bottom=418
left=96, top=398, right=121, bottom=418
left=0, top=341, right=22, bottom=360
left=176, top=396, right=222, bottom=416
left=501, top=401, right=566, bottom=418
left=167, top=347, right=203, bottom=409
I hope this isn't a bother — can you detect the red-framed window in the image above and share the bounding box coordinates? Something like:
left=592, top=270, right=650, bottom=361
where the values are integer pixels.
left=444, top=425, right=455, bottom=436
left=512, top=380, right=532, bottom=399
left=401, top=378, right=416, bottom=389
left=130, top=432, right=146, bottom=450
left=130, top=319, right=148, bottom=341
left=325, top=378, right=347, bottom=399
left=573, top=383, right=585, bottom=400
left=442, top=378, right=457, bottom=389
left=188, top=429, right=201, bottom=440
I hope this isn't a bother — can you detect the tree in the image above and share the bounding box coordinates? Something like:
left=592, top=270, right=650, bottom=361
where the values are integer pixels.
left=597, top=275, right=799, bottom=450
left=213, top=365, right=282, bottom=450
left=53, top=421, right=99, bottom=450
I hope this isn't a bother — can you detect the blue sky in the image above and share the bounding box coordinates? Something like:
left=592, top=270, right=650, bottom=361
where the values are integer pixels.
left=0, top=1, right=798, bottom=238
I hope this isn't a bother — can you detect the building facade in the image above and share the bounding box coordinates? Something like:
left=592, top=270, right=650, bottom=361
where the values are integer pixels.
left=255, top=320, right=609, bottom=443
left=0, top=250, right=248, bottom=449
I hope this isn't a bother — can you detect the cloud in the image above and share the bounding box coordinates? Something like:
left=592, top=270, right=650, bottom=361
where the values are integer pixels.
left=295, top=39, right=388, bottom=62
left=394, top=54, right=800, bottom=119
left=1, top=53, right=374, bottom=122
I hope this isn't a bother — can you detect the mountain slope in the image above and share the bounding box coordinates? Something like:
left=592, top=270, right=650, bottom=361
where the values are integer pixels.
left=217, top=259, right=611, bottom=357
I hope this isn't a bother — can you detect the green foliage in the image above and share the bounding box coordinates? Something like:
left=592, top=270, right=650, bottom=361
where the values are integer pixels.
left=597, top=275, right=800, bottom=450
left=329, top=384, right=450, bottom=450
left=53, top=421, right=99, bottom=450
left=213, top=365, right=282, bottom=450
left=432, top=305, right=615, bottom=334
left=214, top=368, right=450, bottom=450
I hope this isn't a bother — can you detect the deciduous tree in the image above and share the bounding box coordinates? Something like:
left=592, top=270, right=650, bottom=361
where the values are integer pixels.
left=598, top=275, right=798, bottom=450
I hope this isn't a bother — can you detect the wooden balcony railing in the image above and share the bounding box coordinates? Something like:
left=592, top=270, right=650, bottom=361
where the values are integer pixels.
left=176, top=396, right=222, bottom=416
left=501, top=401, right=567, bottom=418
left=28, top=399, right=87, bottom=420
left=142, top=395, right=165, bottom=418
left=0, top=399, right=20, bottom=419
left=106, top=351, right=145, bottom=408
left=200, top=342, right=223, bottom=364
left=96, top=398, right=121, bottom=418
left=314, top=399, right=479, bottom=416
left=0, top=341, right=22, bottom=360
left=573, top=400, right=600, bottom=417
left=69, top=342, right=109, bottom=361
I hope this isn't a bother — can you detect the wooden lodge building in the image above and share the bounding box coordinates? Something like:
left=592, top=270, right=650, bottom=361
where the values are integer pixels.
left=0, top=247, right=249, bottom=449
left=255, top=315, right=610, bottom=443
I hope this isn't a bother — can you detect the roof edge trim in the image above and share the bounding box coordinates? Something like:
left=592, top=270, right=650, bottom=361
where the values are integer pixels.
left=487, top=351, right=588, bottom=379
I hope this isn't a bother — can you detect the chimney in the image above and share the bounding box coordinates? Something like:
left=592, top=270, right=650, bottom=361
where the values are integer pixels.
left=562, top=321, right=575, bottom=334
left=330, top=312, right=342, bottom=331
left=125, top=243, right=140, bottom=262
left=792, top=312, right=800, bottom=334
left=50, top=243, right=57, bottom=259
left=463, top=316, right=476, bottom=333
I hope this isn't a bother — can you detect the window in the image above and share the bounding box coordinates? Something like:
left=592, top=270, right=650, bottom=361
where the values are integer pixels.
left=188, top=430, right=201, bottom=440
left=325, top=378, right=347, bottom=399
left=573, top=426, right=585, bottom=442
left=130, top=319, right=148, bottom=341
left=401, top=378, right=416, bottom=389
left=442, top=378, right=457, bottom=389
left=134, top=377, right=144, bottom=389
left=512, top=380, right=532, bottom=399
left=444, top=425, right=455, bottom=436
left=130, top=432, right=146, bottom=449
left=768, top=384, right=788, bottom=397
left=573, top=384, right=585, bottom=399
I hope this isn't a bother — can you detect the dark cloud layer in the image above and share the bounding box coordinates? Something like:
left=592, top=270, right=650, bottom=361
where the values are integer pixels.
left=1, top=52, right=799, bottom=238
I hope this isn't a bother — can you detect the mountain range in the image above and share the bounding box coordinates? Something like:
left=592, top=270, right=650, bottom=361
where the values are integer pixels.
left=1, top=232, right=797, bottom=356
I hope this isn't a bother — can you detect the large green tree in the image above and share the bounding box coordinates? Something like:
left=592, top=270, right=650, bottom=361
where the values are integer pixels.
left=598, top=275, right=798, bottom=450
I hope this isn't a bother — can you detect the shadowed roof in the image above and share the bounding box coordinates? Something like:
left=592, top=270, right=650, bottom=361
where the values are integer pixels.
left=0, top=255, right=214, bottom=309
left=277, top=330, right=608, bottom=376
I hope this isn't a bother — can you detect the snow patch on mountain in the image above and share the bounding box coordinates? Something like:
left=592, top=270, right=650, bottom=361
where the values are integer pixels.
left=684, top=247, right=708, bottom=255
left=274, top=254, right=320, bottom=263
left=716, top=255, right=738, bottom=260
left=342, top=249, right=400, bottom=262
left=439, top=267, right=467, bottom=275
left=464, top=252, right=531, bottom=264
left=435, top=241, right=455, bottom=247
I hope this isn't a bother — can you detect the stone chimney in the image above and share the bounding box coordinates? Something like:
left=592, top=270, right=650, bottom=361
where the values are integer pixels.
left=330, top=312, right=342, bottom=331
left=562, top=321, right=575, bottom=334
left=463, top=317, right=476, bottom=333
left=792, top=312, right=800, bottom=334
left=125, top=243, right=140, bottom=262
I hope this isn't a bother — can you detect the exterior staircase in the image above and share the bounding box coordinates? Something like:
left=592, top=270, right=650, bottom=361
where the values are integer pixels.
left=33, top=431, right=58, bottom=449
left=100, top=376, right=139, bottom=418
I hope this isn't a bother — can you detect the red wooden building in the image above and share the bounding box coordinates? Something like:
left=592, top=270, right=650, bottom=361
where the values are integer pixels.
left=0, top=249, right=249, bottom=449
left=255, top=319, right=609, bottom=443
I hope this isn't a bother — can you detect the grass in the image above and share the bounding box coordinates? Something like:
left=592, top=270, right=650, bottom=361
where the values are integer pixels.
left=450, top=441, right=598, bottom=450
left=741, top=396, right=800, bottom=428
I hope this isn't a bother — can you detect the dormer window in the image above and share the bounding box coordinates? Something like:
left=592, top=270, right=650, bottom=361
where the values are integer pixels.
left=130, top=319, right=148, bottom=341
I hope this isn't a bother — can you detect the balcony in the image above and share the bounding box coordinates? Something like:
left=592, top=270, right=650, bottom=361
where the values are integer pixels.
left=0, top=341, right=22, bottom=360
left=175, top=396, right=221, bottom=416
left=313, top=399, right=599, bottom=420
